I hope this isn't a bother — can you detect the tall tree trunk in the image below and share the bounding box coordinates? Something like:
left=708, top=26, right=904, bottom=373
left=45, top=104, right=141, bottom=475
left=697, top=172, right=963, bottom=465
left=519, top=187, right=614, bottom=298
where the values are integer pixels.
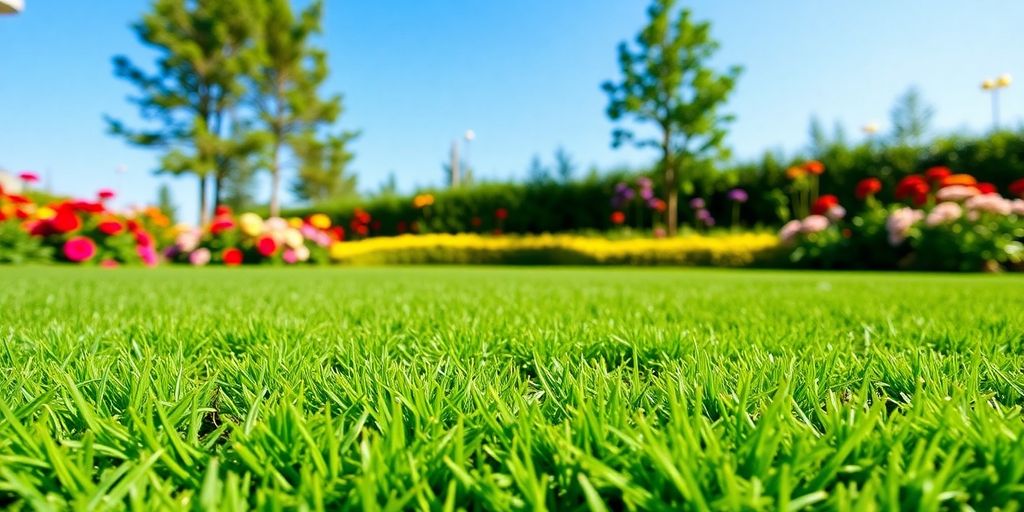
left=213, top=172, right=224, bottom=213
left=269, top=139, right=281, bottom=218
left=662, top=129, right=677, bottom=237
left=199, top=174, right=210, bottom=226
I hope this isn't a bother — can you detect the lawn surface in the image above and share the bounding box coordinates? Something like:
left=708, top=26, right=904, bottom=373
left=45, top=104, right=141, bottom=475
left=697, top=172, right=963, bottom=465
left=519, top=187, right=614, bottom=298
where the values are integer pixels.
left=1, top=267, right=1023, bottom=510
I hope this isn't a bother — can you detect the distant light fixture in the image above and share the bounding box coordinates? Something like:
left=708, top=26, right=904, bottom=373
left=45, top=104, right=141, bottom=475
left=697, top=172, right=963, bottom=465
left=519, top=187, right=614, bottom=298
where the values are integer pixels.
left=861, top=122, right=880, bottom=135
left=0, top=0, right=24, bottom=14
left=464, top=129, right=476, bottom=142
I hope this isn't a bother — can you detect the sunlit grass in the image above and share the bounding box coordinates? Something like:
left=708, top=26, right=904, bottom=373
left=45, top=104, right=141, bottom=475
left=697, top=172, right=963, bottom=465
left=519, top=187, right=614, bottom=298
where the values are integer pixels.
left=1, top=267, right=1023, bottom=509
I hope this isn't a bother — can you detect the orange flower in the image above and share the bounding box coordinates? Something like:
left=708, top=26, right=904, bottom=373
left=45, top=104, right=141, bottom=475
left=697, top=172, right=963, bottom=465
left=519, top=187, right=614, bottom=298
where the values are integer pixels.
left=785, top=166, right=806, bottom=180
left=803, top=160, right=825, bottom=175
left=940, top=174, right=977, bottom=188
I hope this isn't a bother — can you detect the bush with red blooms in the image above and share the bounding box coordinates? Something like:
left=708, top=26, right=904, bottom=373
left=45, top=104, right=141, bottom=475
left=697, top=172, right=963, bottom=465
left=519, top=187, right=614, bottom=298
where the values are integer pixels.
left=0, top=181, right=162, bottom=266
left=165, top=209, right=344, bottom=266
left=781, top=168, right=1024, bottom=271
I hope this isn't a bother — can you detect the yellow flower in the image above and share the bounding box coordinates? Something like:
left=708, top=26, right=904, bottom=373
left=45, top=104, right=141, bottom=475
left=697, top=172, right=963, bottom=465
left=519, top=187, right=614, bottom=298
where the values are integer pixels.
left=413, top=193, right=435, bottom=208
left=785, top=166, right=806, bottom=180
left=284, top=228, right=304, bottom=249
left=309, top=213, right=331, bottom=229
left=329, top=241, right=346, bottom=259
left=288, top=217, right=304, bottom=228
left=238, top=212, right=265, bottom=237
left=36, top=206, right=56, bottom=220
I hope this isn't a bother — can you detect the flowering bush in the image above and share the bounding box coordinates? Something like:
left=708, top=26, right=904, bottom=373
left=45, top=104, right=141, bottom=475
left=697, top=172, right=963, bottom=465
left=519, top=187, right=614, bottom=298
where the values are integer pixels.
left=0, top=181, right=160, bottom=266
left=166, top=207, right=344, bottom=266
left=781, top=172, right=1024, bottom=271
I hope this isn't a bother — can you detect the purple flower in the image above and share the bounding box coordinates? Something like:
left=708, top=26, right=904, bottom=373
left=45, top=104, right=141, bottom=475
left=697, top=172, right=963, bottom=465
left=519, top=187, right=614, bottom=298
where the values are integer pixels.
left=689, top=197, right=706, bottom=210
left=727, top=188, right=748, bottom=203
left=696, top=208, right=715, bottom=226
left=611, top=181, right=636, bottom=209
left=636, top=177, right=654, bottom=200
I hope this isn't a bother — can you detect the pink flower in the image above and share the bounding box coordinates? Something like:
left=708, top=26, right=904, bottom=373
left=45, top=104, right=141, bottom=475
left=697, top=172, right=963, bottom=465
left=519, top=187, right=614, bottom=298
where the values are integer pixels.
left=800, top=215, right=830, bottom=234
left=935, top=185, right=978, bottom=202
left=1011, top=199, right=1024, bottom=216
left=886, top=207, right=924, bottom=246
left=97, top=189, right=116, bottom=201
left=176, top=230, right=201, bottom=253
left=825, top=205, right=846, bottom=222
left=137, top=245, right=158, bottom=267
left=282, top=249, right=298, bottom=264
left=925, top=201, right=962, bottom=227
left=778, top=220, right=802, bottom=244
left=964, top=194, right=1012, bottom=216
left=189, top=248, right=211, bottom=266
left=63, top=236, right=97, bottom=262
left=18, top=171, right=39, bottom=183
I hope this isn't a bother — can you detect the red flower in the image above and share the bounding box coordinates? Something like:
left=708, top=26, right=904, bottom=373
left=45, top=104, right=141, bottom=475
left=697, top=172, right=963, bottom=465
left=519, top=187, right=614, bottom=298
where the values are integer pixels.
left=855, top=178, right=882, bottom=200
left=895, top=175, right=930, bottom=204
left=256, top=235, right=278, bottom=257
left=6, top=194, right=30, bottom=205
left=126, top=219, right=141, bottom=233
left=51, top=208, right=81, bottom=234
left=210, top=218, right=235, bottom=235
left=924, top=166, right=952, bottom=183
left=331, top=226, right=345, bottom=241
left=215, top=205, right=232, bottom=216
left=976, top=182, right=997, bottom=195
left=803, top=160, right=825, bottom=175
left=222, top=248, right=243, bottom=266
left=1010, top=178, right=1024, bottom=198
left=397, top=221, right=408, bottom=233
left=66, top=200, right=105, bottom=213
left=470, top=217, right=482, bottom=228
left=98, top=219, right=123, bottom=236
left=135, top=230, right=154, bottom=247
left=810, top=194, right=840, bottom=215
left=495, top=208, right=509, bottom=220
left=18, top=171, right=40, bottom=183
left=63, top=236, right=96, bottom=263
left=610, top=211, right=626, bottom=225
left=97, top=189, right=116, bottom=201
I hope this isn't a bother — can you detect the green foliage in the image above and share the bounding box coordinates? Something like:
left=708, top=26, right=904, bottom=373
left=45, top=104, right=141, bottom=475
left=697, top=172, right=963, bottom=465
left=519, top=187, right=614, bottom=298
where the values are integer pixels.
left=250, top=0, right=356, bottom=215
left=1, top=267, right=1024, bottom=508
left=109, top=0, right=261, bottom=223
left=603, top=0, right=741, bottom=235
left=156, top=183, right=178, bottom=224
left=890, top=86, right=934, bottom=147
left=285, top=176, right=637, bottom=236
left=0, top=221, right=53, bottom=264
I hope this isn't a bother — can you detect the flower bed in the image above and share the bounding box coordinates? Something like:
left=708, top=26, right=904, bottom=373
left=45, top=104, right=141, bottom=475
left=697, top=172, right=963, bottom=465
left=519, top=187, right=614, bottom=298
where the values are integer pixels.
left=781, top=169, right=1024, bottom=271
left=1, top=175, right=168, bottom=266
left=326, top=233, right=780, bottom=266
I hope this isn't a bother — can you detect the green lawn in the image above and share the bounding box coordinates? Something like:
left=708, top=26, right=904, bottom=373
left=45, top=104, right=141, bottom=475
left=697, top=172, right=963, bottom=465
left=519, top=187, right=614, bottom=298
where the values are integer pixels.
left=1, top=267, right=1023, bottom=510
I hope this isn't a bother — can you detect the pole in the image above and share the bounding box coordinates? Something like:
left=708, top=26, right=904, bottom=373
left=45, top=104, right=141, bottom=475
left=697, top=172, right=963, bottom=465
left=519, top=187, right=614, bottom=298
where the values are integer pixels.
left=450, top=139, right=460, bottom=188
left=992, top=89, right=1000, bottom=130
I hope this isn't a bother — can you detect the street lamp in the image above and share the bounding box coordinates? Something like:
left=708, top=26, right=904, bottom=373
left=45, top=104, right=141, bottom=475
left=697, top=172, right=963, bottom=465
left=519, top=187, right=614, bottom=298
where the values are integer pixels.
left=981, top=73, right=1012, bottom=129
left=0, top=0, right=24, bottom=14
left=449, top=130, right=476, bottom=188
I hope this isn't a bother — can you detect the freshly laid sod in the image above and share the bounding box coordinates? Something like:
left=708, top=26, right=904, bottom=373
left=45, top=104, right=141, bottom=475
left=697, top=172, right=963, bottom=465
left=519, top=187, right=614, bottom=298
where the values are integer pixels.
left=1, top=267, right=1023, bottom=510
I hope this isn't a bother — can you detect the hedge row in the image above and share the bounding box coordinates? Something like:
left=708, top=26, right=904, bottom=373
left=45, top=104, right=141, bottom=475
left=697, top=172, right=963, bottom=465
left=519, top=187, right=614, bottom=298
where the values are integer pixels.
left=284, top=130, right=1024, bottom=235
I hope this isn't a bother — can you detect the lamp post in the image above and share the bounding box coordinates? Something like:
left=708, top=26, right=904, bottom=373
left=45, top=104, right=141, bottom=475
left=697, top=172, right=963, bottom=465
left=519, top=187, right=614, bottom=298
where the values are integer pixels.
left=981, top=73, right=1012, bottom=129
left=448, top=130, right=476, bottom=189
left=862, top=121, right=880, bottom=146
left=0, top=0, right=24, bottom=14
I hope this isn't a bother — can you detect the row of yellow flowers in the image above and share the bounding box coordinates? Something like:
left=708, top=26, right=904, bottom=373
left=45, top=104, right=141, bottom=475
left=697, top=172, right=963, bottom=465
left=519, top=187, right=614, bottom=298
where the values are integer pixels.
left=327, top=233, right=781, bottom=266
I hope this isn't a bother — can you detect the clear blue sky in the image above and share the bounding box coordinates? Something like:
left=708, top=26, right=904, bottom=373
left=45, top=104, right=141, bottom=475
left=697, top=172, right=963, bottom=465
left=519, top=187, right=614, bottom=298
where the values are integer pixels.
left=2, top=1, right=1023, bottom=222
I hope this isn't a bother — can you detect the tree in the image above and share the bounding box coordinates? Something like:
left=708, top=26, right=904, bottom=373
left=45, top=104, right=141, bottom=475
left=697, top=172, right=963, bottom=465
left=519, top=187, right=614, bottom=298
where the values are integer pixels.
left=808, top=116, right=828, bottom=156
left=603, top=0, right=740, bottom=235
left=554, top=146, right=575, bottom=182
left=251, top=0, right=343, bottom=216
left=156, top=183, right=178, bottom=223
left=290, top=130, right=358, bottom=204
left=890, top=86, right=934, bottom=147
left=526, top=154, right=551, bottom=184
left=109, top=0, right=259, bottom=225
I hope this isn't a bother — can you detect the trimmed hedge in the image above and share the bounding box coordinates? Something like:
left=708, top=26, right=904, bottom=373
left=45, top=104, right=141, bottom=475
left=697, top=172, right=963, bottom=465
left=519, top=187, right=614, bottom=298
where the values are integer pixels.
left=327, top=233, right=781, bottom=267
